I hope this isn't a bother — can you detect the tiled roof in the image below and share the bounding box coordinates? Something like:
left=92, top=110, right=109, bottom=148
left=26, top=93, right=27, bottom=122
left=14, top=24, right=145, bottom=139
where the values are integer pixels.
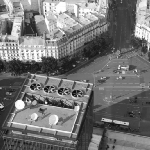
left=19, top=36, right=45, bottom=45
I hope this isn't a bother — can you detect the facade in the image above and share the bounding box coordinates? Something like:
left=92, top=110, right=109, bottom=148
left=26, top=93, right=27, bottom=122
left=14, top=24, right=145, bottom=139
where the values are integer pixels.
left=1, top=0, right=109, bottom=61
left=135, top=23, right=150, bottom=49
left=0, top=35, right=20, bottom=61
left=2, top=74, right=94, bottom=150
left=135, top=0, right=150, bottom=49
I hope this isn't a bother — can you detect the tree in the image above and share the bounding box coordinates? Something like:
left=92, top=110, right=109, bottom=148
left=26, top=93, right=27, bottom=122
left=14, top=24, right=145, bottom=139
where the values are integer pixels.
left=31, top=61, right=41, bottom=73
left=0, top=59, right=4, bottom=73
left=141, top=46, right=148, bottom=54
left=57, top=56, right=71, bottom=73
left=41, top=57, right=58, bottom=75
left=130, top=36, right=142, bottom=48
left=82, top=48, right=89, bottom=59
left=148, top=52, right=150, bottom=62
left=7, top=59, right=24, bottom=75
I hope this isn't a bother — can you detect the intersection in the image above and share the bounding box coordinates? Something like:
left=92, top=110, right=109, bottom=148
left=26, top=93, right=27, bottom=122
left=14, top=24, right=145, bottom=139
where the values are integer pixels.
left=66, top=54, right=150, bottom=136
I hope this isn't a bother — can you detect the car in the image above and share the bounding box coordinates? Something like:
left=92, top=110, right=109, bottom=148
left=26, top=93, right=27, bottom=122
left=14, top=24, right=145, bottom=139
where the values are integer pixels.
left=6, top=92, right=12, bottom=96
left=4, top=97, right=11, bottom=101
left=116, top=76, right=123, bottom=80
left=8, top=88, right=15, bottom=92
left=100, top=77, right=107, bottom=80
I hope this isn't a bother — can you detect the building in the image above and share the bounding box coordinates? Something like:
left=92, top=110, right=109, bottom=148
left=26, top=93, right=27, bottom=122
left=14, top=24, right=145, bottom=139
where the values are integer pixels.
left=0, top=35, right=20, bottom=61
left=0, top=0, right=109, bottom=61
left=3, top=0, right=13, bottom=14
left=0, top=19, right=7, bottom=35
left=11, top=17, right=23, bottom=38
left=2, top=74, right=94, bottom=150
left=134, top=0, right=150, bottom=49
left=19, top=36, right=45, bottom=62
left=34, top=15, right=49, bottom=36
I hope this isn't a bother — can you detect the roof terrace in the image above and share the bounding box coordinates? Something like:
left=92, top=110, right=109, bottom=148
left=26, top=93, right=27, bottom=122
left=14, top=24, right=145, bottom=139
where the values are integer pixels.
left=3, top=74, right=93, bottom=141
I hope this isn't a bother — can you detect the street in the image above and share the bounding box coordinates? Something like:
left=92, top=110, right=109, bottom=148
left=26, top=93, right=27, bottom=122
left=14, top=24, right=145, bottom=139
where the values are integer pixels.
left=111, top=0, right=137, bottom=50
left=0, top=77, right=26, bottom=150
left=66, top=52, right=150, bottom=136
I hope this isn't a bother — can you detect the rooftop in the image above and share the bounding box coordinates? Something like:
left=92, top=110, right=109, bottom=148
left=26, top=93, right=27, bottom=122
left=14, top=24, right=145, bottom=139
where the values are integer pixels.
left=0, top=19, right=6, bottom=34
left=0, top=35, right=19, bottom=42
left=3, top=74, right=93, bottom=141
left=19, top=36, right=45, bottom=46
left=78, top=2, right=99, bottom=11
left=11, top=17, right=22, bottom=37
left=58, top=13, right=78, bottom=27
left=47, top=28, right=64, bottom=40
left=85, top=13, right=98, bottom=22
left=34, top=15, right=49, bottom=35
left=13, top=2, right=23, bottom=13
left=44, top=0, right=88, bottom=4
left=78, top=16, right=91, bottom=25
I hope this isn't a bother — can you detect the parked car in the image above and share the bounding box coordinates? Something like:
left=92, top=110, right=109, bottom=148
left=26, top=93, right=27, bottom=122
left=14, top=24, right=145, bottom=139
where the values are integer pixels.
left=8, top=88, right=15, bottom=92
left=4, top=97, right=11, bottom=101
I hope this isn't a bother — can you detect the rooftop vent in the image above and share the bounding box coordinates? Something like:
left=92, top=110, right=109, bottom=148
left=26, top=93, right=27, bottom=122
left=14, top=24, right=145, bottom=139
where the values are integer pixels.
left=30, top=83, right=42, bottom=91
left=72, top=90, right=84, bottom=98
left=58, top=87, right=71, bottom=96
left=43, top=85, right=56, bottom=93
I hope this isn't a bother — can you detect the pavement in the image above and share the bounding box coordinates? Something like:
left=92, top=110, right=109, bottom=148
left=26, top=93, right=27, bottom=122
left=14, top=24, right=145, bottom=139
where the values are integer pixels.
left=65, top=52, right=150, bottom=137
left=103, top=129, right=150, bottom=150
left=0, top=76, right=26, bottom=150
left=111, top=0, right=136, bottom=50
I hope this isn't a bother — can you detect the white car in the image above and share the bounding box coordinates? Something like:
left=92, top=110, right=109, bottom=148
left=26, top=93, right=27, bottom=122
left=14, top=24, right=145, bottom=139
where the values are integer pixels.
left=116, top=76, right=122, bottom=80
left=101, top=77, right=107, bottom=80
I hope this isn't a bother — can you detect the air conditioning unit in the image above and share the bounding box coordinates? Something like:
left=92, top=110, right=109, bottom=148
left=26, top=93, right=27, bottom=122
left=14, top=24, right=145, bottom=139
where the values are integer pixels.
left=72, top=89, right=84, bottom=98
left=57, top=87, right=71, bottom=96
left=43, top=85, right=56, bottom=93
left=30, top=82, right=42, bottom=91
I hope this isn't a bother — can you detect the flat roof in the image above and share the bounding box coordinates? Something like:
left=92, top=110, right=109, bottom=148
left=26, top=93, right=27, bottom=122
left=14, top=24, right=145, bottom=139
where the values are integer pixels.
left=3, top=74, right=93, bottom=141
left=19, top=36, right=45, bottom=45
left=11, top=17, right=22, bottom=37
left=34, top=15, right=49, bottom=35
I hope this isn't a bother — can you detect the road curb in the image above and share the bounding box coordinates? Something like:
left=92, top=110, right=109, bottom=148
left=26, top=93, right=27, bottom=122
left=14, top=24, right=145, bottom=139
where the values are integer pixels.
left=65, top=54, right=105, bottom=76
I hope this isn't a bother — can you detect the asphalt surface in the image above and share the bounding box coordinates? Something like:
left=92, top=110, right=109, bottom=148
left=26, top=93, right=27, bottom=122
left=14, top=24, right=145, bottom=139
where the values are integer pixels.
left=66, top=51, right=150, bottom=136
left=0, top=76, right=26, bottom=150
left=112, top=0, right=137, bottom=50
